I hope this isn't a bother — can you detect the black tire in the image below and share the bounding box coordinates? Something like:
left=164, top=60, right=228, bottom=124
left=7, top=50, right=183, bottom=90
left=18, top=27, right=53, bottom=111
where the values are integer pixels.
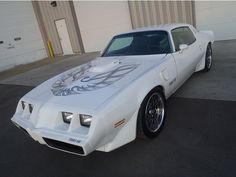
left=137, top=87, right=166, bottom=139
left=203, top=44, right=213, bottom=72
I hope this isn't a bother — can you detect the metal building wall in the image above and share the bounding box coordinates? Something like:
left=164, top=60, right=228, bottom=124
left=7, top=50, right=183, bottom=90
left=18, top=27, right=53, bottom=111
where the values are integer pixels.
left=34, top=1, right=83, bottom=55
left=128, top=1, right=195, bottom=29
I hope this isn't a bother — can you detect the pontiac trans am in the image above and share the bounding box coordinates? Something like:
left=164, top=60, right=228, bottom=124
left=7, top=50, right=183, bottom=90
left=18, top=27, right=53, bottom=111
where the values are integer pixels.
left=11, top=24, right=214, bottom=155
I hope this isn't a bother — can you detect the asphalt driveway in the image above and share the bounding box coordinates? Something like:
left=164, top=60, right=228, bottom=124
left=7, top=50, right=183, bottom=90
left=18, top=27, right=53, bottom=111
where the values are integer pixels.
left=0, top=40, right=236, bottom=177
left=175, top=40, right=236, bottom=101
left=1, top=84, right=235, bottom=177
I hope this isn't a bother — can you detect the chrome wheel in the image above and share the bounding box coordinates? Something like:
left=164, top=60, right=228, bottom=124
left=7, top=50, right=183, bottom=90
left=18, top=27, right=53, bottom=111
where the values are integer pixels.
left=144, top=92, right=165, bottom=133
left=203, top=44, right=213, bottom=72
left=206, top=46, right=212, bottom=69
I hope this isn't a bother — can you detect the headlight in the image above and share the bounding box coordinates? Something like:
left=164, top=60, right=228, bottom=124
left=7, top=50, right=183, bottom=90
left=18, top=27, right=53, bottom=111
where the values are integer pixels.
left=21, top=101, right=26, bottom=110
left=29, top=104, right=34, bottom=113
left=62, top=112, right=73, bottom=124
left=80, top=114, right=92, bottom=127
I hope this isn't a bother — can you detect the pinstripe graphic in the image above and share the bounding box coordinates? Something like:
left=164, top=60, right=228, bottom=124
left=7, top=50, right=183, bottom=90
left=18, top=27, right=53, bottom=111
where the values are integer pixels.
left=114, top=119, right=126, bottom=128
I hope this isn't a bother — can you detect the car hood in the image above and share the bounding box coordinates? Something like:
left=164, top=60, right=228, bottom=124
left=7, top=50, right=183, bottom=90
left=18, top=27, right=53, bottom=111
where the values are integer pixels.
left=24, top=55, right=166, bottom=110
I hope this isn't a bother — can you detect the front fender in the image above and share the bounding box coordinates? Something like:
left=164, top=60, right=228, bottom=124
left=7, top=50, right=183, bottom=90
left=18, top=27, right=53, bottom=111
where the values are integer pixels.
left=137, top=55, right=177, bottom=104
left=94, top=55, right=177, bottom=152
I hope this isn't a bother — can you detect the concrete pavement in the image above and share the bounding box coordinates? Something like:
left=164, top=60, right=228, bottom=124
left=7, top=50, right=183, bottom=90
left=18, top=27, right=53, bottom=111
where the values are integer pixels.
left=174, top=40, right=236, bottom=101
left=0, top=52, right=100, bottom=86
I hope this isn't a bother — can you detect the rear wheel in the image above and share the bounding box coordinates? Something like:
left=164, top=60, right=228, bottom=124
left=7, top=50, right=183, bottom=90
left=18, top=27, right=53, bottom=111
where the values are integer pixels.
left=137, top=88, right=166, bottom=138
left=203, top=44, right=213, bottom=72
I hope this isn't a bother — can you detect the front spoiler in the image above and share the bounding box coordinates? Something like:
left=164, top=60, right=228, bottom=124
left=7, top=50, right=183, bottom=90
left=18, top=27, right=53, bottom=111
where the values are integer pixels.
left=11, top=116, right=93, bottom=156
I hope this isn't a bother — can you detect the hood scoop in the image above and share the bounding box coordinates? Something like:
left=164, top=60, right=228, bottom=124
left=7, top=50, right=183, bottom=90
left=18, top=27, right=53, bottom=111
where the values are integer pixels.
left=89, top=58, right=120, bottom=73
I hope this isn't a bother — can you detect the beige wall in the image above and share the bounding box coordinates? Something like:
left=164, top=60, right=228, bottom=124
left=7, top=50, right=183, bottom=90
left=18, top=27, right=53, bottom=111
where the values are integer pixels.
left=35, top=1, right=83, bottom=55
left=129, top=1, right=194, bottom=28
left=73, top=1, right=132, bottom=52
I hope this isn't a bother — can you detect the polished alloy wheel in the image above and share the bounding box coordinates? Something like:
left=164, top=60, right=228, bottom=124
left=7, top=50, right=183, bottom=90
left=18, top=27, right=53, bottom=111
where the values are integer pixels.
left=206, top=46, right=212, bottom=69
left=144, top=92, right=165, bottom=133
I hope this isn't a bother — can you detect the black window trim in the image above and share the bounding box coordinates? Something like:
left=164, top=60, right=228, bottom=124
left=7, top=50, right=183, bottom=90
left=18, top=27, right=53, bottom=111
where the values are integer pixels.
left=171, top=26, right=196, bottom=52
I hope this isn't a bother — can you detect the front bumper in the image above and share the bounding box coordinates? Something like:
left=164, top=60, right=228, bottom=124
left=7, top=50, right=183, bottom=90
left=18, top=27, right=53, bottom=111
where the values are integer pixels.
left=11, top=115, right=93, bottom=156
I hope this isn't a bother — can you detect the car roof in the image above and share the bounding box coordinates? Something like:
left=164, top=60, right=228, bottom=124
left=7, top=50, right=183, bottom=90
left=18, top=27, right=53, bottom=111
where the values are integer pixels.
left=118, top=23, right=191, bottom=35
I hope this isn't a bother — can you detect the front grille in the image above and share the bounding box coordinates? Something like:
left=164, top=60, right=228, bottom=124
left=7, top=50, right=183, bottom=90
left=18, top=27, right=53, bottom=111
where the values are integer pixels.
left=43, top=138, right=84, bottom=155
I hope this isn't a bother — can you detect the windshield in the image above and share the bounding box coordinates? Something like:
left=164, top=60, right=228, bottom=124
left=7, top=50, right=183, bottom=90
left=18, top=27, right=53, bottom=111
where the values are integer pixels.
left=102, top=31, right=171, bottom=57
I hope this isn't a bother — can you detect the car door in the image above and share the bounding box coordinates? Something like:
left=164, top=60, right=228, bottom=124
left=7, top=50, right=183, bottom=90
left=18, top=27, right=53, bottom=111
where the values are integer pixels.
left=171, top=26, right=202, bottom=87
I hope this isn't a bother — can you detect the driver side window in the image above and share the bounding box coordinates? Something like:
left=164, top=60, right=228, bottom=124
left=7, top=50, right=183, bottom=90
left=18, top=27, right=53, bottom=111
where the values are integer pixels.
left=171, top=27, right=196, bottom=51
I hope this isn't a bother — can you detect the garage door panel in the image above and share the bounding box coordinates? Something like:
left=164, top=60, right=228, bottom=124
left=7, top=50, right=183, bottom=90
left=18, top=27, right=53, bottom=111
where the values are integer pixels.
left=73, top=1, right=132, bottom=52
left=1, top=49, right=46, bottom=69
left=196, top=1, right=236, bottom=40
left=1, top=40, right=45, bottom=60
left=207, top=23, right=236, bottom=41
left=196, top=1, right=235, bottom=10
left=0, top=1, right=46, bottom=71
left=197, top=10, right=236, bottom=25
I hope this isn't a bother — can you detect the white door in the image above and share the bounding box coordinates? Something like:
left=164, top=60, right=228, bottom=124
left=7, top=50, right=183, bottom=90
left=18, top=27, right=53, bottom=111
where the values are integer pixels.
left=55, top=19, right=73, bottom=55
left=171, top=27, right=202, bottom=87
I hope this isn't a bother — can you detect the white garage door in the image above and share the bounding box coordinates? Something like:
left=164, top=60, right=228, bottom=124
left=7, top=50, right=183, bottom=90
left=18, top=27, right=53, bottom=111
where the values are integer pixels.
left=195, top=1, right=236, bottom=41
left=0, top=1, right=46, bottom=72
left=73, top=1, right=132, bottom=53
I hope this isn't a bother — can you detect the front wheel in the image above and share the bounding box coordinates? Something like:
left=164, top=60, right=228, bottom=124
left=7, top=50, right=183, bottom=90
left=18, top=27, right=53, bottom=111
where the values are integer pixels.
left=203, top=44, right=213, bottom=72
left=137, top=88, right=166, bottom=138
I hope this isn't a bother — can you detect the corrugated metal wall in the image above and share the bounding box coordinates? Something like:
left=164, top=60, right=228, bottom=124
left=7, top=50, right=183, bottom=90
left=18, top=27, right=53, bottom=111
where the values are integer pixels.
left=128, top=1, right=195, bottom=28
left=35, top=1, right=83, bottom=55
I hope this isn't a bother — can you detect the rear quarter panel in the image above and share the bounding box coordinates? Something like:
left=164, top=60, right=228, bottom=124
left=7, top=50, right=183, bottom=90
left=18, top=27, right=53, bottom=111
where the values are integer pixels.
left=196, top=30, right=214, bottom=49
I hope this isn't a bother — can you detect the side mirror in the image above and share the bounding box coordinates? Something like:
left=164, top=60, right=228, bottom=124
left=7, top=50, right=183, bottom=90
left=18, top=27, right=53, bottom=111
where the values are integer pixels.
left=179, top=44, right=188, bottom=52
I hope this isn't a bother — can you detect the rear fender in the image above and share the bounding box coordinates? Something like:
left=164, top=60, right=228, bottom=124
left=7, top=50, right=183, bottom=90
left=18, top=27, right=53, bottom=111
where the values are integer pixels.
left=200, top=30, right=214, bottom=44
left=195, top=51, right=206, bottom=72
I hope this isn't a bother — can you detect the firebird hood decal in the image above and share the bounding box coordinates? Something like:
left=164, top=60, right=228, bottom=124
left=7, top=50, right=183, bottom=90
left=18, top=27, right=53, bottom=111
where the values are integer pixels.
left=51, top=62, right=139, bottom=96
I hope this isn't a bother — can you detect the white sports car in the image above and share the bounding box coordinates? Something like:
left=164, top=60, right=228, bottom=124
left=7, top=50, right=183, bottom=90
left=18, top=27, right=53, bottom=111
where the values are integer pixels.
left=11, top=24, right=214, bottom=156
